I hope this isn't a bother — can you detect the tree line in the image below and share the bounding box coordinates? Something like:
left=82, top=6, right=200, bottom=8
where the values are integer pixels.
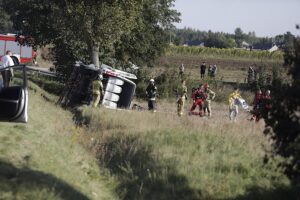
left=172, top=27, right=295, bottom=50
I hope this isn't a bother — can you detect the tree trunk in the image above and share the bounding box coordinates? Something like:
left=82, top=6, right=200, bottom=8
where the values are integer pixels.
left=90, top=43, right=100, bottom=67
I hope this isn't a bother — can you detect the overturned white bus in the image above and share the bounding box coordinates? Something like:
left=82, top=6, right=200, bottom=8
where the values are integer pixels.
left=59, top=62, right=137, bottom=109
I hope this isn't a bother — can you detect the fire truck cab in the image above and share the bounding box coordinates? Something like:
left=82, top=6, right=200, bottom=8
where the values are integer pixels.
left=0, top=34, right=36, bottom=65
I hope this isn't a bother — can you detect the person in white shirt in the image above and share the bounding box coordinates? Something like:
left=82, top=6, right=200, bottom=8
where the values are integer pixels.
left=1, top=50, right=14, bottom=87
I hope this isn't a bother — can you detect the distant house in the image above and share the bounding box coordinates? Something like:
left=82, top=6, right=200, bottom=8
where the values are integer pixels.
left=242, top=41, right=250, bottom=49
left=199, top=42, right=205, bottom=47
left=268, top=44, right=278, bottom=52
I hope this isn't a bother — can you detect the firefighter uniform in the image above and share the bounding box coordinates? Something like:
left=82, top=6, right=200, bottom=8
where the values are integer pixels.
left=146, top=79, right=157, bottom=111
left=228, top=89, right=242, bottom=121
left=177, top=81, right=187, bottom=116
left=203, top=85, right=216, bottom=117
left=92, top=76, right=104, bottom=108
left=189, top=86, right=205, bottom=116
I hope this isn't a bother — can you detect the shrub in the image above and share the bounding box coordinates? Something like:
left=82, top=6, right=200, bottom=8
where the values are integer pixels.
left=263, top=36, right=300, bottom=184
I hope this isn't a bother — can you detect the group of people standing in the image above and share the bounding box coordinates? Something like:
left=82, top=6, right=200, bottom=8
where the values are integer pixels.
left=145, top=76, right=271, bottom=122
left=250, top=89, right=272, bottom=121
left=200, top=62, right=217, bottom=78
left=145, top=77, right=217, bottom=117
left=178, top=62, right=218, bottom=79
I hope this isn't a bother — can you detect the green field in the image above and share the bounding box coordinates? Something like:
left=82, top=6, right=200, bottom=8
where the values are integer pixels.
left=1, top=56, right=298, bottom=199
left=75, top=101, right=298, bottom=200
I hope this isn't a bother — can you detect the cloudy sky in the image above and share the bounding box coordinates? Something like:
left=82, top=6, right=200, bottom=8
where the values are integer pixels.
left=174, top=0, right=300, bottom=37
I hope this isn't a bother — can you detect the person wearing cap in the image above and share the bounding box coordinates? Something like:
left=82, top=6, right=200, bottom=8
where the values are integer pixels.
left=203, top=83, right=216, bottom=117
left=146, top=78, right=157, bottom=111
left=176, top=79, right=187, bottom=116
left=92, top=74, right=104, bottom=108
left=228, top=87, right=242, bottom=121
left=0, top=50, right=14, bottom=87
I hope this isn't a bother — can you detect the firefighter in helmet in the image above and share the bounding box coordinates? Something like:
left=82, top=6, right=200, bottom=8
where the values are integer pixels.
left=176, top=79, right=187, bottom=116
left=92, top=74, right=104, bottom=108
left=146, top=78, right=157, bottom=112
left=203, top=83, right=216, bottom=117
left=189, top=84, right=205, bottom=116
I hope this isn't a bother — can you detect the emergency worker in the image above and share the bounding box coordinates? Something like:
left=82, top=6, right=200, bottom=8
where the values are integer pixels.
left=146, top=79, right=157, bottom=112
left=92, top=74, right=104, bottom=108
left=0, top=50, right=14, bottom=87
left=203, top=83, right=216, bottom=117
left=177, top=79, right=187, bottom=116
left=189, top=84, right=206, bottom=116
left=228, top=87, right=242, bottom=121
left=250, top=89, right=263, bottom=121
left=261, top=90, right=272, bottom=114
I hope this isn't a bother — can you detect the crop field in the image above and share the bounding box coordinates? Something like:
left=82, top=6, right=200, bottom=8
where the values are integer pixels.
left=166, top=46, right=283, bottom=63
left=157, top=46, right=284, bottom=84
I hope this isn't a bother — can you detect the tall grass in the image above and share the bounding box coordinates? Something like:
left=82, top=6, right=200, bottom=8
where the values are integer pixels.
left=0, top=82, right=116, bottom=200
left=76, top=104, right=294, bottom=199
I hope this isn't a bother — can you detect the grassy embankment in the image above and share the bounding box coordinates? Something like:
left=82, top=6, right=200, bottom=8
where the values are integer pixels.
left=76, top=101, right=298, bottom=200
left=0, top=81, right=117, bottom=200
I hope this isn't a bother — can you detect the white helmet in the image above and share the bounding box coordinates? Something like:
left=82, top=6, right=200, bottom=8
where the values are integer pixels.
left=150, top=79, right=154, bottom=82
left=98, top=74, right=103, bottom=80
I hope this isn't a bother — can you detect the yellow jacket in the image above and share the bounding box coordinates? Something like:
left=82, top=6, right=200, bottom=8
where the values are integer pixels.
left=92, top=80, right=104, bottom=95
left=228, top=91, right=241, bottom=107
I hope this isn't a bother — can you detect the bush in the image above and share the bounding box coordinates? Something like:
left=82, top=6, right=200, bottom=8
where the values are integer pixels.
left=263, top=36, right=300, bottom=184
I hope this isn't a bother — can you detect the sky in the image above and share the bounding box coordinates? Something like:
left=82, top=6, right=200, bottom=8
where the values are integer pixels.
left=173, top=0, right=300, bottom=37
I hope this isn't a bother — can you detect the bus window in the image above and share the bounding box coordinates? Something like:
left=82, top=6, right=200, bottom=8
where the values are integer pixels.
left=0, top=40, right=5, bottom=55
left=21, top=45, right=32, bottom=58
left=6, top=41, right=21, bottom=55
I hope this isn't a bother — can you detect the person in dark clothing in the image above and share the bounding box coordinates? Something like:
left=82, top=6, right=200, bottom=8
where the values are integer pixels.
left=146, top=79, right=157, bottom=112
left=200, top=62, right=206, bottom=78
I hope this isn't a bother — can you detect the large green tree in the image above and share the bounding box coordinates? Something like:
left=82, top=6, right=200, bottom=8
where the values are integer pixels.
left=234, top=27, right=245, bottom=48
left=114, top=0, right=180, bottom=67
left=3, top=0, right=139, bottom=67
left=3, top=0, right=179, bottom=71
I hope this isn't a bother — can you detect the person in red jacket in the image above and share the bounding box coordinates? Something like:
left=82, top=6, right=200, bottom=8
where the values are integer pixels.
left=250, top=89, right=263, bottom=121
left=262, top=90, right=272, bottom=111
left=189, top=84, right=206, bottom=116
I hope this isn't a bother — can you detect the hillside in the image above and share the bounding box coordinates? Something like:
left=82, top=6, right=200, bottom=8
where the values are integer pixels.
left=0, top=83, right=117, bottom=200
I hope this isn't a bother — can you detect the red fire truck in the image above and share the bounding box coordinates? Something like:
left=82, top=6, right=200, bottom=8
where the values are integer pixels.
left=0, top=34, right=36, bottom=64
